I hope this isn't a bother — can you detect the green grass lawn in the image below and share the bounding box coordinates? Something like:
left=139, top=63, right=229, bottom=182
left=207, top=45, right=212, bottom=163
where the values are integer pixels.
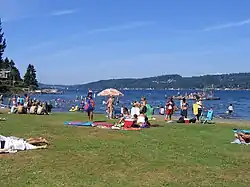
left=1, top=113, right=250, bottom=187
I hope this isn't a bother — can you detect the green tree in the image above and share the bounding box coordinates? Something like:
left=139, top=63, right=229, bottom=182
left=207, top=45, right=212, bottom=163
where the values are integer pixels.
left=23, top=64, right=38, bottom=89
left=9, top=59, right=22, bottom=85
left=2, top=57, right=10, bottom=69
left=1, top=57, right=22, bottom=85
left=0, top=18, right=7, bottom=65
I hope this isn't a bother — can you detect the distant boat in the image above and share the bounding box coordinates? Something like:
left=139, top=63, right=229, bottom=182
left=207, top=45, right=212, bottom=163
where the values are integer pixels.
left=30, top=89, right=63, bottom=94
left=205, top=97, right=220, bottom=100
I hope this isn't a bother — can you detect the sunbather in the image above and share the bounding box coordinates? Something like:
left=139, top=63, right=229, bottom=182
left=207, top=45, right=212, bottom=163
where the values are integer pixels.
left=234, top=132, right=250, bottom=143
left=0, top=136, right=48, bottom=153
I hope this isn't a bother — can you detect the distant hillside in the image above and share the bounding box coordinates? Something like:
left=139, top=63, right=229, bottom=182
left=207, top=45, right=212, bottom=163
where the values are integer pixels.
left=71, top=73, right=250, bottom=89
left=38, top=83, right=67, bottom=89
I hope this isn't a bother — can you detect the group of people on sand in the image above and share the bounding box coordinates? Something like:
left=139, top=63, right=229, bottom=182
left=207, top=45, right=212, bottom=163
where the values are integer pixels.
left=8, top=94, right=53, bottom=115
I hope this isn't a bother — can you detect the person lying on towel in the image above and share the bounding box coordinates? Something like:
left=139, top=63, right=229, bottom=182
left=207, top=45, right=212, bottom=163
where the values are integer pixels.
left=234, top=132, right=250, bottom=143
left=0, top=136, right=48, bottom=153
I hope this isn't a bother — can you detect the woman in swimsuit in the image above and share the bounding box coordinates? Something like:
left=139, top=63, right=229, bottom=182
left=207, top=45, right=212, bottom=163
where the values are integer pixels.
left=107, top=96, right=114, bottom=119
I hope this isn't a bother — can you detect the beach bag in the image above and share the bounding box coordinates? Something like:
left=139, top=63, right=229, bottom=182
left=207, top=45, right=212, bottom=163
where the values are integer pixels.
left=84, top=99, right=95, bottom=111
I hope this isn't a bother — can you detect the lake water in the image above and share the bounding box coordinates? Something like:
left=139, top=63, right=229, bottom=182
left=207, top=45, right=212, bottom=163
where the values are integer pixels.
left=3, top=89, right=249, bottom=120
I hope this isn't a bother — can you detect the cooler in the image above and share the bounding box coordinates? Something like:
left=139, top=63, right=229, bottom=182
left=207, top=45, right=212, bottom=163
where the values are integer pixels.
left=124, top=119, right=135, bottom=128
left=184, top=118, right=190, bottom=124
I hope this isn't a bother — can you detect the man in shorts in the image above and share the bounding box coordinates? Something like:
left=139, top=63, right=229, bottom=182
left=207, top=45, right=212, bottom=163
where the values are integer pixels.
left=165, top=97, right=175, bottom=121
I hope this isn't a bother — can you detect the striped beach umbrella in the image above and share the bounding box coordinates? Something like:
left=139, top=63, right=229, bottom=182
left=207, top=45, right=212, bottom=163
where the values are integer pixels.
left=97, top=88, right=124, bottom=96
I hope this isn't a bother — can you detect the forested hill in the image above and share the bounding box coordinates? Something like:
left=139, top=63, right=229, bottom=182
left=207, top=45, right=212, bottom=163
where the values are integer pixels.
left=72, top=73, right=250, bottom=89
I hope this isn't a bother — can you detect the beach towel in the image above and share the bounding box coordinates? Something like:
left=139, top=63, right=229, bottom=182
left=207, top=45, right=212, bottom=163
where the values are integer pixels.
left=121, top=127, right=141, bottom=131
left=64, top=121, right=93, bottom=126
left=232, top=129, right=250, bottom=133
left=92, top=122, right=114, bottom=128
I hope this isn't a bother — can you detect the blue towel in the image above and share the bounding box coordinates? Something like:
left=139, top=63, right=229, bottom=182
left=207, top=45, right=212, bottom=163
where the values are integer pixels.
left=64, top=121, right=93, bottom=126
left=232, top=129, right=250, bottom=133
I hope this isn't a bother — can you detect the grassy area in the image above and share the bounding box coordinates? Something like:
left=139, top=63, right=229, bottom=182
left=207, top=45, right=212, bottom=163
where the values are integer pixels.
left=1, top=113, right=250, bottom=187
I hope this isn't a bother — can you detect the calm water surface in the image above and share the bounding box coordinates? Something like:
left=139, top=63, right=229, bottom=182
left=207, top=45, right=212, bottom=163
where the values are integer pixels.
left=2, top=90, right=250, bottom=120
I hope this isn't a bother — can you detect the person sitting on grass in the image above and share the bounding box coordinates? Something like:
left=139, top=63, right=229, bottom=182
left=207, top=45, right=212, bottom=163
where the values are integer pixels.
left=17, top=104, right=26, bottom=114
left=118, top=107, right=130, bottom=124
left=42, top=102, right=49, bottom=115
left=137, top=111, right=150, bottom=127
left=234, top=132, right=250, bottom=144
left=130, top=101, right=140, bottom=117
left=0, top=136, right=48, bottom=153
left=37, top=103, right=44, bottom=115
left=29, top=103, right=37, bottom=114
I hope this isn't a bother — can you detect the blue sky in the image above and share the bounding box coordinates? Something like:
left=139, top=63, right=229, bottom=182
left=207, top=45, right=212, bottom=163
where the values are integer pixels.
left=1, top=0, right=250, bottom=85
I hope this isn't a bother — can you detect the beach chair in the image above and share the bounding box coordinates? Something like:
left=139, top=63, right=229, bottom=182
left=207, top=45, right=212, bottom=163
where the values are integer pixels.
left=202, top=110, right=214, bottom=124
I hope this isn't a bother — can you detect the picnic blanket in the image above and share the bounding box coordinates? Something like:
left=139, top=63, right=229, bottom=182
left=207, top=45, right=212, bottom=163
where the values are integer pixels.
left=64, top=121, right=93, bottom=126
left=232, top=129, right=250, bottom=133
left=92, top=122, right=114, bottom=128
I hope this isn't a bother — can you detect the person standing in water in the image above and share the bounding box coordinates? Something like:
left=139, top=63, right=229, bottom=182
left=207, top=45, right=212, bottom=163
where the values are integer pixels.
left=227, top=104, right=234, bottom=114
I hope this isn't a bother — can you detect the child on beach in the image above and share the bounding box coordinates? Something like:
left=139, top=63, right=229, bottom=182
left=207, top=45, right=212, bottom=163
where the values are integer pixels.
left=165, top=97, right=175, bottom=121
left=159, top=105, right=165, bottom=115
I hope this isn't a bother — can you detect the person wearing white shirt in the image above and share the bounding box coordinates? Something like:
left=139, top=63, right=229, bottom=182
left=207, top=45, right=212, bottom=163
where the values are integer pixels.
left=130, top=102, right=140, bottom=117
left=228, top=104, right=233, bottom=114
left=159, top=106, right=165, bottom=115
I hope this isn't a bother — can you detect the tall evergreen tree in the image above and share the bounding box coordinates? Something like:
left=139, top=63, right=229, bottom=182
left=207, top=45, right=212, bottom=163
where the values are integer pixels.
left=0, top=18, right=7, bottom=65
left=9, top=59, right=22, bottom=84
left=23, top=64, right=38, bottom=89
left=2, top=57, right=10, bottom=69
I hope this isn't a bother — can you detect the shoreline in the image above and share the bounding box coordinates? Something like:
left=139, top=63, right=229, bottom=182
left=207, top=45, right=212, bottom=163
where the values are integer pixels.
left=153, top=114, right=250, bottom=125
left=1, top=107, right=250, bottom=126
